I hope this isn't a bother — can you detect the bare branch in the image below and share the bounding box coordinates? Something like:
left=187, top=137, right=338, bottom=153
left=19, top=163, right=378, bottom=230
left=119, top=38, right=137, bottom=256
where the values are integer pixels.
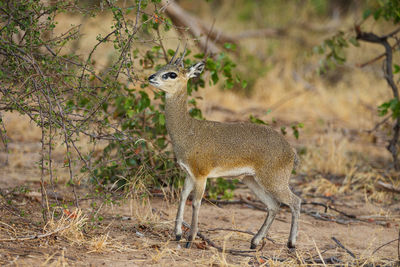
left=357, top=28, right=400, bottom=169
left=161, top=0, right=287, bottom=56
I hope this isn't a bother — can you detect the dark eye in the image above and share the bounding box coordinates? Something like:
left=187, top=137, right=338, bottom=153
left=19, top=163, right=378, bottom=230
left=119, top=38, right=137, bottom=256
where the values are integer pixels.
left=162, top=73, right=168, bottom=80
left=169, top=72, right=177, bottom=79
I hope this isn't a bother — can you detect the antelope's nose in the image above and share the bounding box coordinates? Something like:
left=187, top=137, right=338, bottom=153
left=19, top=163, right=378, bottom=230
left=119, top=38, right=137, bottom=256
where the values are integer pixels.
left=148, top=74, right=156, bottom=81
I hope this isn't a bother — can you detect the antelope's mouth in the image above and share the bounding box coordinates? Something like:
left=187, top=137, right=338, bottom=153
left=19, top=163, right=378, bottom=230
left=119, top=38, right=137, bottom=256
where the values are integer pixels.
left=148, top=80, right=159, bottom=86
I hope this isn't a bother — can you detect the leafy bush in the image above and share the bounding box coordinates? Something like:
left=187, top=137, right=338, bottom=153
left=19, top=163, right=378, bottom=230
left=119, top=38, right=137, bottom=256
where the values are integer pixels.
left=0, top=0, right=244, bottom=210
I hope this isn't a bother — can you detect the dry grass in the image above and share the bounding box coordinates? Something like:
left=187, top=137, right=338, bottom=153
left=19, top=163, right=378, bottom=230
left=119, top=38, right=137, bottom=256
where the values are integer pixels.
left=44, top=209, right=87, bottom=244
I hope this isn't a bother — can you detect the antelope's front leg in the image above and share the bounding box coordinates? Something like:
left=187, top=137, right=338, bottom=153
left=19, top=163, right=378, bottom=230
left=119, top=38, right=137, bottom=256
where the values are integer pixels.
left=175, top=176, right=194, bottom=241
left=185, top=177, right=207, bottom=248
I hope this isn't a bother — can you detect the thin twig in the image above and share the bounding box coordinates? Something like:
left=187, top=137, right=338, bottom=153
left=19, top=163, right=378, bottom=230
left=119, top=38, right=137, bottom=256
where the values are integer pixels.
left=206, top=227, right=276, bottom=243
left=0, top=224, right=71, bottom=242
left=371, top=238, right=399, bottom=255
left=181, top=221, right=286, bottom=261
left=156, top=26, right=169, bottom=63
left=37, top=95, right=49, bottom=222
left=366, top=116, right=391, bottom=133
left=302, top=201, right=357, bottom=219
left=356, top=38, right=400, bottom=68
left=331, top=236, right=356, bottom=258
left=0, top=112, right=8, bottom=166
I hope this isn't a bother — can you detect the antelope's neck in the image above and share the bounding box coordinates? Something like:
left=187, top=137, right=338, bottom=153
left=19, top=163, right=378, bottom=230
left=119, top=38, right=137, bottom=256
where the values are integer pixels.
left=164, top=87, right=194, bottom=146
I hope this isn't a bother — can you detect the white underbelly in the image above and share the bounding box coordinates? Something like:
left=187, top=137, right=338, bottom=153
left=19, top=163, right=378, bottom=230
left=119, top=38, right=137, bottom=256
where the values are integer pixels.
left=178, top=160, right=255, bottom=179
left=207, top=166, right=255, bottom=178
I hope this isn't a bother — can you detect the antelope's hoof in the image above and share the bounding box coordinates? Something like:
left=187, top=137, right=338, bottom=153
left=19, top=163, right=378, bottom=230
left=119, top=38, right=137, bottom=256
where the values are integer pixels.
left=287, top=241, right=296, bottom=250
left=250, top=243, right=257, bottom=249
left=185, top=241, right=192, bottom=248
left=175, top=234, right=181, bottom=241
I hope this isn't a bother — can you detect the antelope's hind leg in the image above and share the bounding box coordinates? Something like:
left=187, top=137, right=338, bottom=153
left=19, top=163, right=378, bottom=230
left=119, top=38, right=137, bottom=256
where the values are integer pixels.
left=269, top=184, right=301, bottom=249
left=243, top=176, right=279, bottom=249
left=282, top=189, right=301, bottom=249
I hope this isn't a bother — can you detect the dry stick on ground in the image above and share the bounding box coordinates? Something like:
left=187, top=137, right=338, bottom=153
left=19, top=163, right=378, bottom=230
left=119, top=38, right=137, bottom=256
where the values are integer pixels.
left=371, top=238, right=399, bottom=255
left=356, top=27, right=400, bottom=169
left=181, top=221, right=287, bottom=262
left=375, top=180, right=400, bottom=194
left=0, top=224, right=71, bottom=242
left=331, top=237, right=356, bottom=259
left=301, top=201, right=357, bottom=219
left=207, top=197, right=287, bottom=223
left=206, top=227, right=276, bottom=244
left=208, top=197, right=363, bottom=225
left=181, top=221, right=342, bottom=264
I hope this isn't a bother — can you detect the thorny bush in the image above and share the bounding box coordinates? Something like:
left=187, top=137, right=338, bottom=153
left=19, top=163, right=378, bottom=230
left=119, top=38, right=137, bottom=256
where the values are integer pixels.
left=0, top=0, right=246, bottom=217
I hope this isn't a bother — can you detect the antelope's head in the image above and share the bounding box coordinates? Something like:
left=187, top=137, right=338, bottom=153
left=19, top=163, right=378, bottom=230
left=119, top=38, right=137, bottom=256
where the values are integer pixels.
left=148, top=44, right=205, bottom=95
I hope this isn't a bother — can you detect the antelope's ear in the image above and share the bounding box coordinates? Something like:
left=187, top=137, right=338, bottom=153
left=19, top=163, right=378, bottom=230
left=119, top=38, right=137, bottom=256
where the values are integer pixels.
left=186, top=61, right=205, bottom=79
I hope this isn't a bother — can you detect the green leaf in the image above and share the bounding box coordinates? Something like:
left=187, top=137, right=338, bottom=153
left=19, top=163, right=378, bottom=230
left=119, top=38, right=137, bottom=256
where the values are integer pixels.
left=241, top=79, right=248, bottom=89
left=167, top=49, right=175, bottom=56
left=394, top=64, right=400, bottom=74
left=226, top=78, right=234, bottom=89
left=211, top=71, right=219, bottom=85
left=249, top=115, right=267, bottom=125
left=373, top=9, right=382, bottom=20
left=223, top=42, right=237, bottom=51
left=126, top=109, right=135, bottom=118
left=158, top=113, right=165, bottom=126
left=363, top=9, right=372, bottom=20
left=349, top=37, right=360, bottom=47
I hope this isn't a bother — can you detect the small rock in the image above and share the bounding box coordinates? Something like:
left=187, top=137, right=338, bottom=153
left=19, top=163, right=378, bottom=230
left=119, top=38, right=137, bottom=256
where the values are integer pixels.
left=135, top=231, right=144, bottom=237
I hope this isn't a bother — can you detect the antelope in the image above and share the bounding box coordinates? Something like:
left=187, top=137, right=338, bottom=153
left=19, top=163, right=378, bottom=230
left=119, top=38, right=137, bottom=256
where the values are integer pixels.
left=148, top=45, right=301, bottom=249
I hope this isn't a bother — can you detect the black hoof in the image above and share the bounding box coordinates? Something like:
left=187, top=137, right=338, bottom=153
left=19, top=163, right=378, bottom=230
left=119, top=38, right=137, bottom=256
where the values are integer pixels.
left=176, top=234, right=181, bottom=241
left=287, top=241, right=296, bottom=249
left=250, top=243, right=257, bottom=249
left=185, top=241, right=192, bottom=248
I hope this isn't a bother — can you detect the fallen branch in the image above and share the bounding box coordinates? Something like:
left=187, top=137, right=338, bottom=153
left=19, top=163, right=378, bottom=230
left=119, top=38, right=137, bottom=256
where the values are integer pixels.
left=181, top=221, right=342, bottom=264
left=0, top=224, right=71, bottom=242
left=371, top=238, right=399, bottom=255
left=206, top=227, right=276, bottom=243
left=212, top=197, right=288, bottom=223
left=181, top=221, right=259, bottom=254
left=303, top=210, right=355, bottom=225
left=375, top=180, right=400, bottom=194
left=302, top=201, right=357, bottom=219
left=331, top=236, right=356, bottom=259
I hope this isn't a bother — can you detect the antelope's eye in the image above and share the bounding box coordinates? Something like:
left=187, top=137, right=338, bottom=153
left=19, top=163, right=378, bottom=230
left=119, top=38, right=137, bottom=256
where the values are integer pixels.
left=169, top=72, right=177, bottom=79
left=162, top=73, right=168, bottom=80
